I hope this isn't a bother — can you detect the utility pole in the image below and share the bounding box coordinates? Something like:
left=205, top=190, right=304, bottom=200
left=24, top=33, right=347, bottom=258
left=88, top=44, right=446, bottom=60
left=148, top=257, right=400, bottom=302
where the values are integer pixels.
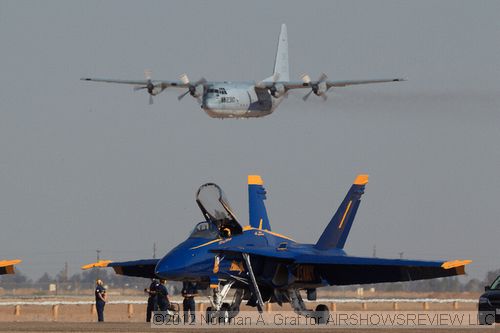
left=153, top=242, right=157, bottom=259
left=372, top=244, right=377, bottom=258
left=96, top=249, right=101, bottom=279
left=63, top=262, right=68, bottom=283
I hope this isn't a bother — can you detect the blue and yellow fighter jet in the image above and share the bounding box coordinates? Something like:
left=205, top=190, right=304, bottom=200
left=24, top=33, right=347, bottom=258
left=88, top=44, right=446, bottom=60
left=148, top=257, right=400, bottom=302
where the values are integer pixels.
left=82, top=175, right=471, bottom=322
left=0, top=260, right=21, bottom=275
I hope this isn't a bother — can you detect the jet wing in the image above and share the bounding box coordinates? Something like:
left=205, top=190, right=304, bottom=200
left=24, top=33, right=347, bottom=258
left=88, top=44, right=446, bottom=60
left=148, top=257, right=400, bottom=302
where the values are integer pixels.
left=210, top=245, right=470, bottom=285
left=295, top=255, right=471, bottom=285
left=81, top=259, right=159, bottom=279
left=0, top=259, right=21, bottom=275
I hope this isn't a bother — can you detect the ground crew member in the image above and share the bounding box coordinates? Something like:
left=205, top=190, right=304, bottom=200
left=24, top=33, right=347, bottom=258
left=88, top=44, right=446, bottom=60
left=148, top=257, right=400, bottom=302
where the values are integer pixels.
left=156, top=279, right=170, bottom=311
left=144, top=279, right=159, bottom=322
left=95, top=279, right=107, bottom=322
left=182, top=281, right=198, bottom=324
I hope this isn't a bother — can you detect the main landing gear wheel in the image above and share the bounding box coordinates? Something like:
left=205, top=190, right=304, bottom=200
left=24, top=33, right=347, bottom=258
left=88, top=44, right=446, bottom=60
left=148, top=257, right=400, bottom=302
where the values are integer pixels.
left=314, top=304, right=329, bottom=324
left=205, top=306, right=215, bottom=323
left=479, top=312, right=495, bottom=325
left=229, top=304, right=240, bottom=319
left=218, top=303, right=231, bottom=323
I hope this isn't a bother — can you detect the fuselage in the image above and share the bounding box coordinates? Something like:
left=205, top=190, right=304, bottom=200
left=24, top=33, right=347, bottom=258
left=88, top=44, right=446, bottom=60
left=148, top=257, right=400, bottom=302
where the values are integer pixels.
left=155, top=224, right=346, bottom=291
left=200, top=82, right=284, bottom=119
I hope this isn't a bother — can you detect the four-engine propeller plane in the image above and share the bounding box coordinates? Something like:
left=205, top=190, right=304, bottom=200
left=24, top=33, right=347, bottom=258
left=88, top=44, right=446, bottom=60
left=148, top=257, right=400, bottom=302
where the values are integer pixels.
left=0, top=260, right=21, bottom=275
left=81, top=24, right=405, bottom=119
left=82, top=175, right=471, bottom=323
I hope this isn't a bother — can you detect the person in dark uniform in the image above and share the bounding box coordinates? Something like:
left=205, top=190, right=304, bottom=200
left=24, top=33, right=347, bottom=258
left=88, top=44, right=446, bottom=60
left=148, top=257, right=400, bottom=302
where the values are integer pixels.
left=182, top=281, right=198, bottom=324
left=156, top=279, right=170, bottom=311
left=94, top=279, right=107, bottom=322
left=144, top=279, right=159, bottom=322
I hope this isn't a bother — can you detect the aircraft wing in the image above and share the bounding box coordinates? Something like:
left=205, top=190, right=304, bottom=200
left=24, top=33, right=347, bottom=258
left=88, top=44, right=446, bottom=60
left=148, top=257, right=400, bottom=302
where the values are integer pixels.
left=294, top=255, right=471, bottom=285
left=325, top=78, right=406, bottom=88
left=81, top=259, right=159, bottom=279
left=211, top=245, right=470, bottom=285
left=0, top=259, right=21, bottom=275
left=268, top=78, right=405, bottom=90
left=80, top=77, right=189, bottom=88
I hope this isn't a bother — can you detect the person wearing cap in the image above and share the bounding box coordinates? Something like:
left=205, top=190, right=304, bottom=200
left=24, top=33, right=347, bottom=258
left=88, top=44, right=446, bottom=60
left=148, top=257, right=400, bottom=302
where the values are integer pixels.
left=182, top=281, right=198, bottom=324
left=95, top=279, right=107, bottom=322
left=145, top=279, right=160, bottom=322
left=156, top=279, right=170, bottom=311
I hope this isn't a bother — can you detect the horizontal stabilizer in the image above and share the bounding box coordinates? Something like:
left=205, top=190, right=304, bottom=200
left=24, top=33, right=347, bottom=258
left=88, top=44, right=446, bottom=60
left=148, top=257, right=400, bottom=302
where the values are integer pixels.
left=81, top=260, right=113, bottom=270
left=81, top=259, right=159, bottom=279
left=315, top=174, right=368, bottom=250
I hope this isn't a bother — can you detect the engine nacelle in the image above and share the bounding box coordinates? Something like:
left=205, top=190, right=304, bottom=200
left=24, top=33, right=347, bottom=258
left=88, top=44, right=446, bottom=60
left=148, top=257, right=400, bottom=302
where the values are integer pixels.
left=270, top=83, right=286, bottom=98
left=150, top=85, right=164, bottom=96
left=313, top=81, right=327, bottom=96
left=189, top=84, right=204, bottom=98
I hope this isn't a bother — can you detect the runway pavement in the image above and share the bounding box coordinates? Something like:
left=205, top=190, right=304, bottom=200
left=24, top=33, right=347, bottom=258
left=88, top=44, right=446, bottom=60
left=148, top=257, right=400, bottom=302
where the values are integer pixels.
left=0, top=322, right=497, bottom=333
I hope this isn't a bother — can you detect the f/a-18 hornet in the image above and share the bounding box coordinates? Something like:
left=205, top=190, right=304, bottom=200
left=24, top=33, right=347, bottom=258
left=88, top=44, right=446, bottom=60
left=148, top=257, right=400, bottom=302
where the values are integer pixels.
left=82, top=175, right=470, bottom=323
left=81, top=24, right=405, bottom=119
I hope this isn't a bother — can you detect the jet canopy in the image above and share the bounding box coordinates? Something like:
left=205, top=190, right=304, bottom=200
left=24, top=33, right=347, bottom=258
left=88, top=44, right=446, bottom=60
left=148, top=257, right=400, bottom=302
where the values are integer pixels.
left=196, top=183, right=242, bottom=236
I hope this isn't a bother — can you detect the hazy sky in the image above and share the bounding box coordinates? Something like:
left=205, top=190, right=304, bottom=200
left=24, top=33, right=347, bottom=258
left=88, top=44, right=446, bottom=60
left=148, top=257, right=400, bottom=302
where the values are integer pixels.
left=0, top=0, right=499, bottom=281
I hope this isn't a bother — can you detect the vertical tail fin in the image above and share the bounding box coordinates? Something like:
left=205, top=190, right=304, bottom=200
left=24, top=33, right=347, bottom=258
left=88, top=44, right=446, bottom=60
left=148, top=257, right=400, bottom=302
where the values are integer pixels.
left=264, top=24, right=289, bottom=83
left=274, top=24, right=289, bottom=82
left=314, top=175, right=368, bottom=250
left=248, top=175, right=272, bottom=231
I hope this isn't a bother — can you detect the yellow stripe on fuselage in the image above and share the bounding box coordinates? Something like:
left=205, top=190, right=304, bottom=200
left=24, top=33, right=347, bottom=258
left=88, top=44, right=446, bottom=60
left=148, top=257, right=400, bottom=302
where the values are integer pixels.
left=190, top=228, right=295, bottom=250
left=190, top=238, right=222, bottom=250
left=338, top=201, right=352, bottom=229
left=243, top=227, right=295, bottom=242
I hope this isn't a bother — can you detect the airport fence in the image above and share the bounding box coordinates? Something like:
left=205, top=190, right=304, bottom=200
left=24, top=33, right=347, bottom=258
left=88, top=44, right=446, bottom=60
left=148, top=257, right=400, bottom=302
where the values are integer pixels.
left=0, top=298, right=478, bottom=321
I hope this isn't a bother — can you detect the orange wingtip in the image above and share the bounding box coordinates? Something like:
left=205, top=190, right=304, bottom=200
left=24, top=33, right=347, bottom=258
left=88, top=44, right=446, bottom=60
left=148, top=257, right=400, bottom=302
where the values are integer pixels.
left=441, top=260, right=472, bottom=270
left=81, top=260, right=112, bottom=270
left=354, top=174, right=369, bottom=185
left=0, top=259, right=22, bottom=268
left=248, top=175, right=264, bottom=185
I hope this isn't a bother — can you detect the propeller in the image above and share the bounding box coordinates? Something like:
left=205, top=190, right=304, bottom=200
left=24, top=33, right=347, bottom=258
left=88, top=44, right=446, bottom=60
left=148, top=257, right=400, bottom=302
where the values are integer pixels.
left=256, top=73, right=287, bottom=98
left=134, top=70, right=156, bottom=105
left=177, top=74, right=207, bottom=103
left=301, top=73, right=328, bottom=101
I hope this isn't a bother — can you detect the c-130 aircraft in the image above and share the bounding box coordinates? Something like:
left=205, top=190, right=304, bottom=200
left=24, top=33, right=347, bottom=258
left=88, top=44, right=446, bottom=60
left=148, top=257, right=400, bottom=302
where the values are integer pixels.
left=82, top=175, right=470, bottom=323
left=81, top=24, right=404, bottom=119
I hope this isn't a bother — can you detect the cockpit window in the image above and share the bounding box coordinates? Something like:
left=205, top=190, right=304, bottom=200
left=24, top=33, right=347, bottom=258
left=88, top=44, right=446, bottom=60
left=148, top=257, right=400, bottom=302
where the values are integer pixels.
left=196, top=183, right=243, bottom=236
left=206, top=88, right=227, bottom=95
left=189, top=221, right=219, bottom=239
left=490, top=276, right=500, bottom=290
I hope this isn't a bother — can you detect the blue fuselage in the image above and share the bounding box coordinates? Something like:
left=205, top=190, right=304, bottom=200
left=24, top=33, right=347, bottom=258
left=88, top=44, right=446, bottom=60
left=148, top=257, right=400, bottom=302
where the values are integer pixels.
left=155, top=226, right=346, bottom=290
